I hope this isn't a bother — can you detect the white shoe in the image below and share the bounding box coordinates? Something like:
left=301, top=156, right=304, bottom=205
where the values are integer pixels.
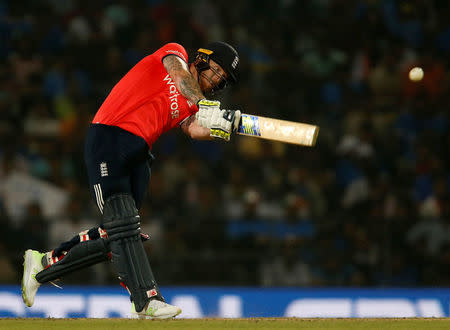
left=132, top=299, right=182, bottom=319
left=22, top=249, right=45, bottom=307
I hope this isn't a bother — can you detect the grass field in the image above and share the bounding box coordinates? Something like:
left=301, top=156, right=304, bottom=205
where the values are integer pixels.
left=0, top=318, right=449, bottom=329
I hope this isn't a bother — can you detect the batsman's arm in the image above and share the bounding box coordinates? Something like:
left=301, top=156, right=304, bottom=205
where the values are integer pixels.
left=163, top=55, right=204, bottom=104
left=180, top=115, right=214, bottom=140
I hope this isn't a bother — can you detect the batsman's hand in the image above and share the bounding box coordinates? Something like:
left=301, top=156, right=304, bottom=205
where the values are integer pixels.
left=197, top=99, right=221, bottom=117
left=196, top=99, right=241, bottom=141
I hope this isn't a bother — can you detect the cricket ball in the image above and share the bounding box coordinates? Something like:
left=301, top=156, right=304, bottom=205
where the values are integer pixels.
left=409, top=67, right=424, bottom=82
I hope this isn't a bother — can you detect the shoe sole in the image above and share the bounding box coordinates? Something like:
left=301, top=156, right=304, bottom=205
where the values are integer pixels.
left=133, top=308, right=182, bottom=319
left=21, top=249, right=33, bottom=307
left=152, top=308, right=182, bottom=319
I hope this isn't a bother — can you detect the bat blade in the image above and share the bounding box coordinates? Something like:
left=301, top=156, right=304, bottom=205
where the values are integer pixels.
left=237, top=114, right=319, bottom=146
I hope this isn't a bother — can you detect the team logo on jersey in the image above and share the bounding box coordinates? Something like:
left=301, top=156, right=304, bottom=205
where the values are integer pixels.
left=163, top=74, right=180, bottom=119
left=100, top=162, right=108, bottom=177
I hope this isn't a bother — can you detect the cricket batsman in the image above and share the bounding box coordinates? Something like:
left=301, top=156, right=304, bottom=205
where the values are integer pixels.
left=21, top=41, right=241, bottom=319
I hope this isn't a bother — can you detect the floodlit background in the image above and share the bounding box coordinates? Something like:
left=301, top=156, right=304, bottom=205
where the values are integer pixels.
left=0, top=0, right=449, bottom=310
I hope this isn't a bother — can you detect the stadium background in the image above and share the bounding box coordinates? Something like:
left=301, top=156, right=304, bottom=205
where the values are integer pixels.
left=0, top=0, right=449, bottom=318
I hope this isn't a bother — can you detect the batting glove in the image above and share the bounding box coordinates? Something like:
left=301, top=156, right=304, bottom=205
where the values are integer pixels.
left=211, top=109, right=241, bottom=141
left=196, top=99, right=241, bottom=141
left=197, top=99, right=221, bottom=117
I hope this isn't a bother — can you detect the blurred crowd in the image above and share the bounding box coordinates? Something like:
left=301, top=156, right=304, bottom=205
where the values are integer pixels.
left=0, top=0, right=449, bottom=287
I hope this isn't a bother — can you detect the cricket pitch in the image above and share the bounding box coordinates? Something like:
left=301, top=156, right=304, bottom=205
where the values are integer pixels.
left=0, top=318, right=449, bottom=329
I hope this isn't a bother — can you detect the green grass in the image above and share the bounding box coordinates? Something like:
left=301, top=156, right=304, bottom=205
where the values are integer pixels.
left=0, top=318, right=449, bottom=330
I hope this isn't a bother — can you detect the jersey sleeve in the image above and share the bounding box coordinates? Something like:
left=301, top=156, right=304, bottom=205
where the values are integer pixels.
left=154, top=43, right=188, bottom=64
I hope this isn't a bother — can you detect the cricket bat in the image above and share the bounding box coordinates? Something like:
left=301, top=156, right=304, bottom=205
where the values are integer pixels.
left=237, top=114, right=319, bottom=146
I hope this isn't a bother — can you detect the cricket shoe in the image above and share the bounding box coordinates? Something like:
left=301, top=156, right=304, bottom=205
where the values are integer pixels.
left=132, top=299, right=182, bottom=319
left=21, top=249, right=45, bottom=307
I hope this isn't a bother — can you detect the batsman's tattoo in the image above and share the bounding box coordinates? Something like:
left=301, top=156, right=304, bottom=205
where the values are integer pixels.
left=179, top=78, right=204, bottom=104
left=163, top=55, right=204, bottom=104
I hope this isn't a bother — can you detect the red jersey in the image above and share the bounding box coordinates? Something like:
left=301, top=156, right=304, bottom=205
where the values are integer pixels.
left=92, top=43, right=198, bottom=147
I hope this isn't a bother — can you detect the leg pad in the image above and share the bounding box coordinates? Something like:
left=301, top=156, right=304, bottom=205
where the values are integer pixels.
left=36, top=238, right=109, bottom=283
left=102, top=194, right=160, bottom=312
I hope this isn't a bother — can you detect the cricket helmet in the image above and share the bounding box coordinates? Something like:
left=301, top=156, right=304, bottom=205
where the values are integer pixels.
left=195, top=41, right=239, bottom=86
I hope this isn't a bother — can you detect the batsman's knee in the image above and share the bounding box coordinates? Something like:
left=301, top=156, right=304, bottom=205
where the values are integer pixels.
left=102, top=194, right=141, bottom=240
